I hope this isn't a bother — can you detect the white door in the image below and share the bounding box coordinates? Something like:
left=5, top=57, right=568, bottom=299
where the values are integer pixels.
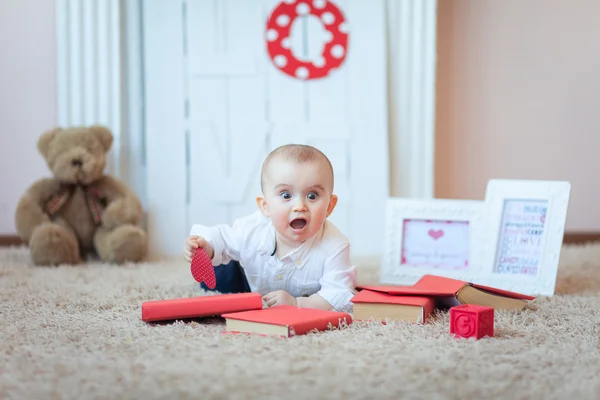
left=143, top=0, right=389, bottom=260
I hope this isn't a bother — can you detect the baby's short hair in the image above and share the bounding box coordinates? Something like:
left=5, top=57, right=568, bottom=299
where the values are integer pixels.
left=260, top=144, right=334, bottom=191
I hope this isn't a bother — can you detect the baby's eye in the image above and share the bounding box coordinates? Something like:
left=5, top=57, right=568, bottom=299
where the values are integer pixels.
left=280, top=191, right=292, bottom=200
left=307, top=192, right=318, bottom=200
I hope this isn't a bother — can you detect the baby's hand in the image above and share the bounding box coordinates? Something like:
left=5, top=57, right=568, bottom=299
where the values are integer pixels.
left=263, top=290, right=297, bottom=307
left=183, top=235, right=214, bottom=263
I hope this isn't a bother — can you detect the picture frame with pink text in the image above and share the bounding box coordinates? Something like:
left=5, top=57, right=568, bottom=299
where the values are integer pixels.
left=379, top=198, right=488, bottom=286
left=480, top=179, right=571, bottom=297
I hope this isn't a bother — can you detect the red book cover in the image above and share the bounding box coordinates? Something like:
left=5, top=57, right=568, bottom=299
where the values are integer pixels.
left=141, top=292, right=263, bottom=322
left=357, top=274, right=535, bottom=300
left=222, top=305, right=352, bottom=337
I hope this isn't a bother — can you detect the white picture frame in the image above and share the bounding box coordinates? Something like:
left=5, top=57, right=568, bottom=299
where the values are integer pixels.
left=380, top=198, right=487, bottom=286
left=480, top=179, right=571, bottom=296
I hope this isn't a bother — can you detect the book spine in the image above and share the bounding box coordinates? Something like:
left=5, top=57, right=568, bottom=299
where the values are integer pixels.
left=141, top=293, right=263, bottom=322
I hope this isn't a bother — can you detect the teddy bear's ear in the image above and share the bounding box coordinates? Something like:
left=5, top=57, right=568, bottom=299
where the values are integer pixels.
left=37, top=127, right=62, bottom=158
left=89, top=125, right=114, bottom=152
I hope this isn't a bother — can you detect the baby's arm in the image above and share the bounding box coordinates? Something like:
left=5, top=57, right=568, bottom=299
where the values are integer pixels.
left=187, top=212, right=257, bottom=266
left=295, top=292, right=333, bottom=310
left=296, top=243, right=357, bottom=312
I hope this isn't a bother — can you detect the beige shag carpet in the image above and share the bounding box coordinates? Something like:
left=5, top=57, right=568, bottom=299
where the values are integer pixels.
left=1, top=244, right=600, bottom=400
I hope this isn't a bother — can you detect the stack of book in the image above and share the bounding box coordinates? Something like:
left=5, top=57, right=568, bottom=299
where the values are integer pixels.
left=140, top=274, right=535, bottom=336
left=352, top=274, right=536, bottom=324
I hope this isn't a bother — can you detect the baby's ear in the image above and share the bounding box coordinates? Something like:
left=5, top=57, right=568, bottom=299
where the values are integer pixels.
left=37, top=127, right=62, bottom=158
left=326, top=194, right=338, bottom=217
left=89, top=125, right=113, bottom=152
left=256, top=195, right=270, bottom=217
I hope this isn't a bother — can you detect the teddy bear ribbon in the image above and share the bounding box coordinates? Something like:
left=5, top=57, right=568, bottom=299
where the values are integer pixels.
left=45, top=186, right=104, bottom=224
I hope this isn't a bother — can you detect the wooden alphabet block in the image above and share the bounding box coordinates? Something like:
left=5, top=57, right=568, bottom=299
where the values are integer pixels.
left=450, top=304, right=494, bottom=339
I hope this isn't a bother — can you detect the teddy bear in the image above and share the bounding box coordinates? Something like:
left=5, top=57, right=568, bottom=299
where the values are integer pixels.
left=14, top=125, right=147, bottom=266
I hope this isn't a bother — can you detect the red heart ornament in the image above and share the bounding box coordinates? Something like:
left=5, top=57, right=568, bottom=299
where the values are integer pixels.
left=190, top=248, right=216, bottom=289
left=428, top=229, right=444, bottom=240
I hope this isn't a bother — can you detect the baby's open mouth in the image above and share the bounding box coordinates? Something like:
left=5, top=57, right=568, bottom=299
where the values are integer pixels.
left=290, top=218, right=307, bottom=230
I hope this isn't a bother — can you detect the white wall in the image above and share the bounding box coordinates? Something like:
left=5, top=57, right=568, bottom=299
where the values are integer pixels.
left=0, top=0, right=57, bottom=234
left=435, top=0, right=600, bottom=232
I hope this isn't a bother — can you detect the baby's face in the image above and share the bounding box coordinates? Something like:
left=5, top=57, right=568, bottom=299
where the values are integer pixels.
left=258, top=158, right=337, bottom=247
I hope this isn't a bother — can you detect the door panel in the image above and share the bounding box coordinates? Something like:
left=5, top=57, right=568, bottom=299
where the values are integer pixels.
left=144, top=0, right=388, bottom=258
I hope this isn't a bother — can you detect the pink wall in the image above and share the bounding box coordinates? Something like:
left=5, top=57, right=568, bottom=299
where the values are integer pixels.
left=435, top=0, right=600, bottom=231
left=0, top=0, right=57, bottom=234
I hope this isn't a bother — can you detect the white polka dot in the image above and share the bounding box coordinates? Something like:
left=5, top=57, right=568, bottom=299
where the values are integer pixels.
left=266, top=29, right=278, bottom=41
left=338, top=22, right=348, bottom=34
left=276, top=14, right=291, bottom=27
left=323, top=31, right=333, bottom=43
left=283, top=0, right=295, bottom=3
left=313, top=56, right=326, bottom=67
left=331, top=44, right=345, bottom=58
left=321, top=11, right=335, bottom=25
left=281, top=37, right=291, bottom=49
left=274, top=55, right=288, bottom=67
left=295, top=66, right=309, bottom=79
left=296, top=2, right=310, bottom=15
left=313, top=0, right=326, bottom=9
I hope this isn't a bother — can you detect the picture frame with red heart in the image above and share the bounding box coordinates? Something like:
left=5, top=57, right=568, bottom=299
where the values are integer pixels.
left=380, top=197, right=486, bottom=287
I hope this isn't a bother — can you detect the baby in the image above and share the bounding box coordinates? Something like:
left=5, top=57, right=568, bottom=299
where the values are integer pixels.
left=183, top=144, right=357, bottom=312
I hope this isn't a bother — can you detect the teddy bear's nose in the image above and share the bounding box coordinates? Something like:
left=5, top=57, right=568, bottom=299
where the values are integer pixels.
left=71, top=159, right=83, bottom=167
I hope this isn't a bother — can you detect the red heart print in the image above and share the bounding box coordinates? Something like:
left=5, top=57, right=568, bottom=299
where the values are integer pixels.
left=190, top=248, right=216, bottom=289
left=428, top=229, right=444, bottom=240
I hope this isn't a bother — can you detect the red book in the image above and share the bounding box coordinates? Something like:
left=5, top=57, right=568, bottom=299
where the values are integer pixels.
left=351, top=290, right=435, bottom=324
left=222, top=305, right=352, bottom=337
left=357, top=274, right=535, bottom=311
left=141, top=292, right=263, bottom=322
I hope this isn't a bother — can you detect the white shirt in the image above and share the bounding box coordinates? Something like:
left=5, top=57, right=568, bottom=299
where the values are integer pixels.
left=189, top=211, right=357, bottom=312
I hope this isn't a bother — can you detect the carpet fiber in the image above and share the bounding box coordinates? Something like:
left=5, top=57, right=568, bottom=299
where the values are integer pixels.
left=1, top=244, right=599, bottom=399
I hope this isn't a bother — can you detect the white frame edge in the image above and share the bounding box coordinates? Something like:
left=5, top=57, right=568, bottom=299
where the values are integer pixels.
left=122, top=0, right=147, bottom=209
left=386, top=0, right=438, bottom=199
left=55, top=0, right=146, bottom=206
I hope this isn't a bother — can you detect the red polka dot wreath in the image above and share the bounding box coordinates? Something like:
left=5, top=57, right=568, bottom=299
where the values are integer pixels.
left=265, top=0, right=349, bottom=80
